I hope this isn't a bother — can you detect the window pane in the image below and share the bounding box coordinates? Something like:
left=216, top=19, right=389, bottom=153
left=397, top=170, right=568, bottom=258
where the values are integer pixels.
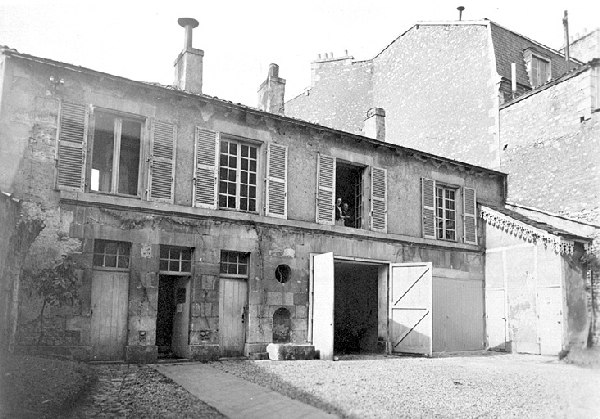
left=250, top=147, right=256, bottom=159
left=181, top=261, right=191, bottom=272
left=105, top=242, right=118, bottom=255
left=93, top=254, right=104, bottom=267
left=91, top=113, right=116, bottom=193
left=241, top=145, right=248, bottom=157
left=219, top=194, right=227, bottom=207
left=230, top=143, right=237, bottom=154
left=105, top=255, right=116, bottom=267
left=169, top=260, right=179, bottom=272
left=118, top=120, right=141, bottom=195
left=118, top=256, right=129, bottom=269
left=241, top=159, right=248, bottom=170
left=159, top=259, right=169, bottom=271
left=250, top=160, right=256, bottom=172
left=249, top=200, right=256, bottom=212
left=228, top=196, right=236, bottom=208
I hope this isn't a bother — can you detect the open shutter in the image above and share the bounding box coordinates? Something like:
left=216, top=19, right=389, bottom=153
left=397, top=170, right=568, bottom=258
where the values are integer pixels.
left=463, top=187, right=477, bottom=244
left=193, top=127, right=219, bottom=209
left=148, top=120, right=176, bottom=203
left=56, top=102, right=88, bottom=191
left=316, top=154, right=335, bottom=225
left=370, top=166, right=387, bottom=232
left=422, top=178, right=436, bottom=239
left=265, top=143, right=288, bottom=219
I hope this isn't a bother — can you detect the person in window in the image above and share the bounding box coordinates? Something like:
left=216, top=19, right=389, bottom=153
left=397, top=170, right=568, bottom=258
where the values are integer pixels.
left=335, top=197, right=344, bottom=225
left=342, top=202, right=353, bottom=227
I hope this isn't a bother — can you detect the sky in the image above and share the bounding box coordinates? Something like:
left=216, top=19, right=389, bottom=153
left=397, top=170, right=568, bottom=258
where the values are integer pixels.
left=0, top=0, right=598, bottom=107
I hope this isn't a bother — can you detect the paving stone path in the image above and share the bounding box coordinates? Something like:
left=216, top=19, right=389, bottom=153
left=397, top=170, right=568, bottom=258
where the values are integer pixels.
left=63, top=364, right=224, bottom=418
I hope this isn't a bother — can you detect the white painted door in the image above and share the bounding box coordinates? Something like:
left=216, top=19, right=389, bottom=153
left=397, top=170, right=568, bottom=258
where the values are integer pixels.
left=311, top=252, right=335, bottom=360
left=390, top=263, right=432, bottom=356
left=171, top=277, right=190, bottom=358
left=537, top=286, right=563, bottom=355
left=90, top=270, right=129, bottom=361
left=485, top=288, right=507, bottom=351
left=219, top=277, right=247, bottom=357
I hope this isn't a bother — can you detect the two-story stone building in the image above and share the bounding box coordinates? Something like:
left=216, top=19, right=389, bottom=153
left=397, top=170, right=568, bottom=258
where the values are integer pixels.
left=0, top=20, right=513, bottom=362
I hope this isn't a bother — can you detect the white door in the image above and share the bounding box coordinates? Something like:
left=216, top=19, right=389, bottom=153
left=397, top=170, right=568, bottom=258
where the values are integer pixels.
left=537, top=286, right=563, bottom=355
left=390, top=263, right=432, bottom=356
left=90, top=270, right=129, bottom=361
left=219, top=277, right=248, bottom=357
left=311, top=252, right=335, bottom=360
left=485, top=288, right=507, bottom=351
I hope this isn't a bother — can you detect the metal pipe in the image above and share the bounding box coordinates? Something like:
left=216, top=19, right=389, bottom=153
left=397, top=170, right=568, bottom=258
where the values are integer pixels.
left=563, top=10, right=570, bottom=63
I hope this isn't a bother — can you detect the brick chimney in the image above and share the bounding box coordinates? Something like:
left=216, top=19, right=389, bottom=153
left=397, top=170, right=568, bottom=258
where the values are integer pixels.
left=364, top=107, right=386, bottom=141
left=257, top=64, right=286, bottom=114
left=174, top=18, right=203, bottom=94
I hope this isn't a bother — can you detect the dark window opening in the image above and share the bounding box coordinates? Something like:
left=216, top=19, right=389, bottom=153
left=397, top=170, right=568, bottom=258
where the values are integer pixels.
left=273, top=307, right=291, bottom=343
left=275, top=264, right=291, bottom=283
left=93, top=239, right=131, bottom=268
left=335, top=161, right=364, bottom=229
left=91, top=111, right=141, bottom=196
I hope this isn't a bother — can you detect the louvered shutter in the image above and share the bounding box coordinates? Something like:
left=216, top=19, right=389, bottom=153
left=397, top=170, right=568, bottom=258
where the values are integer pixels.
left=370, top=166, right=387, bottom=232
left=56, top=102, right=88, bottom=190
left=265, top=143, right=288, bottom=219
left=422, top=178, right=436, bottom=239
left=148, top=120, right=176, bottom=203
left=316, top=154, right=335, bottom=225
left=463, top=187, right=477, bottom=245
left=193, top=127, right=219, bottom=209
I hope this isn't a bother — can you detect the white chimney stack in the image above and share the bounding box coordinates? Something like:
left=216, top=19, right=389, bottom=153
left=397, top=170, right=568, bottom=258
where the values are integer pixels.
left=174, top=18, right=204, bottom=94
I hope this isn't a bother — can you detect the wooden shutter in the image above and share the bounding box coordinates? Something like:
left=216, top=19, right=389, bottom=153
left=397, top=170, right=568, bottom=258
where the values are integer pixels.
left=148, top=120, right=176, bottom=203
left=316, top=154, right=335, bottom=225
left=56, top=102, right=88, bottom=190
left=265, top=143, right=288, bottom=219
left=463, top=187, right=477, bottom=245
left=422, top=178, right=436, bottom=239
left=193, top=127, right=219, bottom=209
left=370, top=166, right=387, bottom=232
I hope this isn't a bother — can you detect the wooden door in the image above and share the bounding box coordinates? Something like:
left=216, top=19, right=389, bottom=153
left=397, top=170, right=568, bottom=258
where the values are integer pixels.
left=219, top=277, right=247, bottom=357
left=390, top=263, right=432, bottom=356
left=485, top=288, right=507, bottom=351
left=311, top=252, right=335, bottom=360
left=537, top=286, right=563, bottom=355
left=90, top=270, right=129, bottom=361
left=171, top=277, right=191, bottom=358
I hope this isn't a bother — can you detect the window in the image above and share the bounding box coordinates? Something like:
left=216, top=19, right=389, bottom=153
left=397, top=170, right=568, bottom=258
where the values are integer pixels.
left=93, top=240, right=131, bottom=268
left=91, top=111, right=142, bottom=196
left=335, top=161, right=365, bottom=229
left=218, top=139, right=257, bottom=212
left=220, top=251, right=250, bottom=278
left=159, top=246, right=192, bottom=274
left=531, top=56, right=550, bottom=88
left=435, top=185, right=456, bottom=241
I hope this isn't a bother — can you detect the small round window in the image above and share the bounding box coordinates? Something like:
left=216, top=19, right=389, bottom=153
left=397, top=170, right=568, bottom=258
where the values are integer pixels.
left=275, top=264, right=291, bottom=283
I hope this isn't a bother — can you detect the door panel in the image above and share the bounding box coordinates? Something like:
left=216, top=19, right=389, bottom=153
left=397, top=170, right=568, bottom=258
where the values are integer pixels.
left=219, top=277, right=247, bottom=357
left=312, top=252, right=334, bottom=360
left=537, top=287, right=563, bottom=355
left=171, top=277, right=191, bottom=357
left=390, top=263, right=432, bottom=356
left=90, top=270, right=129, bottom=361
left=485, top=288, right=507, bottom=351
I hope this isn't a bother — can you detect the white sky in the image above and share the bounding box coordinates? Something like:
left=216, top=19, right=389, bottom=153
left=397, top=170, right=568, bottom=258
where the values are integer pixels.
left=0, top=0, right=598, bottom=107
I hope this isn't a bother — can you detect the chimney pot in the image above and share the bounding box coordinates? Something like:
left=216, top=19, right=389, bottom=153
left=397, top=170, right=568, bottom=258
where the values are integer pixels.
left=457, top=6, right=465, bottom=21
left=269, top=63, right=279, bottom=78
left=178, top=17, right=199, bottom=50
left=174, top=17, right=204, bottom=94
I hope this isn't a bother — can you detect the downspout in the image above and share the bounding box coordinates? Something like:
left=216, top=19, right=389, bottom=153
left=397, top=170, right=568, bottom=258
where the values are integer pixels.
left=485, top=22, right=503, bottom=170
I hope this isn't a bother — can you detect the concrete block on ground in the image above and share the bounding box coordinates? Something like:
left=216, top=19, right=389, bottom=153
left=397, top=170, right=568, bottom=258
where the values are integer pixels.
left=266, top=343, right=317, bottom=360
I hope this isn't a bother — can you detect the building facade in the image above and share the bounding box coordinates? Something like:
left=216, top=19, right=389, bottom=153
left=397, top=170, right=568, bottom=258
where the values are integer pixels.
left=0, top=37, right=507, bottom=362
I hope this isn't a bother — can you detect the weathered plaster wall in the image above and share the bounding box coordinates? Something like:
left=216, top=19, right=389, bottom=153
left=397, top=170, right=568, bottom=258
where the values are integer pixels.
left=500, top=67, right=600, bottom=224
left=569, top=29, right=600, bottom=63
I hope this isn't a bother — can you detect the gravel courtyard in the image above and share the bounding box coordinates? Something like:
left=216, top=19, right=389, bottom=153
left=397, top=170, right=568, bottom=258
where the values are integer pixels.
left=212, top=353, right=600, bottom=418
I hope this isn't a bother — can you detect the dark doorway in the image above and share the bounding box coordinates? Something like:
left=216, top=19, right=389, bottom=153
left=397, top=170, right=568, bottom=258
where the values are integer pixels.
left=156, top=275, right=176, bottom=357
left=335, top=161, right=364, bottom=228
left=334, top=262, right=379, bottom=354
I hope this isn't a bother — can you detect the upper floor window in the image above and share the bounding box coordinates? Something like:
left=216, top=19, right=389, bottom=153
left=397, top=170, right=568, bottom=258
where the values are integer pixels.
left=524, top=49, right=551, bottom=89
left=93, top=239, right=131, bottom=269
left=91, top=111, right=142, bottom=196
left=435, top=185, right=456, bottom=241
left=218, top=139, right=257, bottom=212
left=422, top=178, right=477, bottom=244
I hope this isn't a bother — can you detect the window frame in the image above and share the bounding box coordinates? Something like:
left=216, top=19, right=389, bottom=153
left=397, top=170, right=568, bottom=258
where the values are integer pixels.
left=217, top=135, right=260, bottom=213
left=87, top=108, right=145, bottom=198
left=435, top=183, right=458, bottom=242
left=159, top=246, right=193, bottom=275
left=524, top=49, right=551, bottom=89
left=92, top=239, right=131, bottom=271
left=219, top=251, right=250, bottom=279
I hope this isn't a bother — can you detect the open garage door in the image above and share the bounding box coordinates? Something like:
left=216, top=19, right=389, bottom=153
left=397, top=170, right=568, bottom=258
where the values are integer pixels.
left=311, top=252, right=334, bottom=360
left=390, top=262, right=432, bottom=356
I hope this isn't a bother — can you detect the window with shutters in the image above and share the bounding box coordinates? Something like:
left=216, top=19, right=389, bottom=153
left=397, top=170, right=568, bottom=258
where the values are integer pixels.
left=218, top=138, right=258, bottom=212
left=334, top=161, right=365, bottom=229
left=524, top=49, right=551, bottom=88
left=435, top=185, right=457, bottom=241
left=90, top=111, right=142, bottom=196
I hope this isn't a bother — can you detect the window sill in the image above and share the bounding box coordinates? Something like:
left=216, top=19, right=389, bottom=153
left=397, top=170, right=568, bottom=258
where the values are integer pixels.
left=92, top=266, right=130, bottom=272
left=89, top=190, right=141, bottom=199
